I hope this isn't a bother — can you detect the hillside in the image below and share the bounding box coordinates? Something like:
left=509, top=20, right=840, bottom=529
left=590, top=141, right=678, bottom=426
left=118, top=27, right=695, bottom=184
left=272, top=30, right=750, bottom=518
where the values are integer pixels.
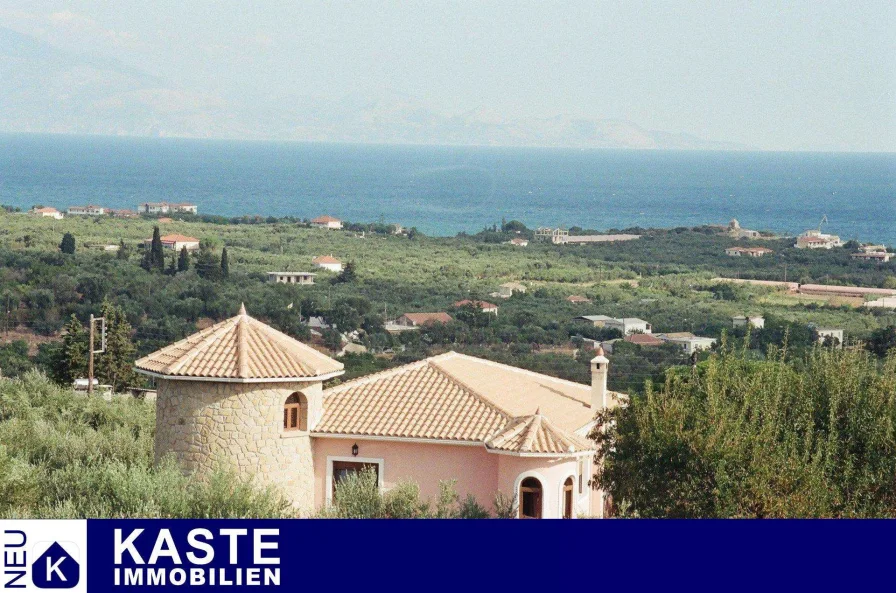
left=0, top=27, right=749, bottom=150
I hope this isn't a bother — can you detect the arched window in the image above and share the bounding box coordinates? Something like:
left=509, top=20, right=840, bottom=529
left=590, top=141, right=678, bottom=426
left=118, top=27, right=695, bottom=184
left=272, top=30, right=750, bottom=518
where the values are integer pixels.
left=519, top=477, right=543, bottom=519
left=283, top=392, right=308, bottom=431
left=562, top=477, right=574, bottom=519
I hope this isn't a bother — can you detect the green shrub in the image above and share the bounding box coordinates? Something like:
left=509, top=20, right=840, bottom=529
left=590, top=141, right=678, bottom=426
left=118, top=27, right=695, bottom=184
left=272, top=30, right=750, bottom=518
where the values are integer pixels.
left=594, top=343, right=896, bottom=518
left=0, top=372, right=290, bottom=518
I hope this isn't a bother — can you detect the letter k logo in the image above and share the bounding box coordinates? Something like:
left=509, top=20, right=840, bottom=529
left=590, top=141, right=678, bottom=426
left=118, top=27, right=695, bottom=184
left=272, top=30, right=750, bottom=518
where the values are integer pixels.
left=32, top=542, right=80, bottom=589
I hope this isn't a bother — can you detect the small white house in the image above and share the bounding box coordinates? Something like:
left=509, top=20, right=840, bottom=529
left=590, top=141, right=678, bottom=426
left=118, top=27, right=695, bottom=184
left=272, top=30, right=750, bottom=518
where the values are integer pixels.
left=851, top=251, right=893, bottom=263
left=312, top=255, right=344, bottom=272
left=816, top=328, right=844, bottom=347
left=864, top=297, right=896, bottom=309
left=267, top=272, right=316, bottom=285
left=726, top=246, right=773, bottom=257
left=32, top=207, right=64, bottom=220
left=574, top=315, right=616, bottom=327
left=144, top=234, right=201, bottom=252
left=733, top=315, right=765, bottom=329
left=795, top=230, right=843, bottom=249
left=453, top=300, right=499, bottom=316
left=604, top=318, right=652, bottom=336
left=68, top=205, right=107, bottom=216
left=311, top=216, right=343, bottom=230
left=658, top=333, right=717, bottom=355
left=138, top=202, right=198, bottom=215
left=498, top=282, right=527, bottom=298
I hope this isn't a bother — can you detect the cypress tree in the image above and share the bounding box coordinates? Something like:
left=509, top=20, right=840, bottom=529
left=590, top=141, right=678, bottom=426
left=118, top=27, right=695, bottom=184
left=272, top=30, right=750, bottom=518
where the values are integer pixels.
left=51, top=314, right=87, bottom=385
left=95, top=300, right=136, bottom=393
left=59, top=232, right=76, bottom=254
left=116, top=238, right=129, bottom=260
left=220, top=247, right=230, bottom=278
left=177, top=246, right=190, bottom=272
left=150, top=226, right=165, bottom=270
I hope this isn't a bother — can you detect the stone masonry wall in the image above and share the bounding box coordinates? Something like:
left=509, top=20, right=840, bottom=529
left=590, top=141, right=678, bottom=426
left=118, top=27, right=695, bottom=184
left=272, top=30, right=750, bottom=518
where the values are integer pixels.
left=154, top=378, right=318, bottom=512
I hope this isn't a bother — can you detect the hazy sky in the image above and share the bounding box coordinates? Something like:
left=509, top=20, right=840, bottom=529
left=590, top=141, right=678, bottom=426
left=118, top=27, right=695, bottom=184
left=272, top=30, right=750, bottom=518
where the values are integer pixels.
left=2, top=1, right=894, bottom=151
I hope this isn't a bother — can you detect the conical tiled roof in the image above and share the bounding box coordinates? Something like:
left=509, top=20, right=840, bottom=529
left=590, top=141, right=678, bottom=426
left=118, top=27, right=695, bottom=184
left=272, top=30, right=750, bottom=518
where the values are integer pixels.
left=485, top=412, right=593, bottom=454
left=135, top=304, right=344, bottom=381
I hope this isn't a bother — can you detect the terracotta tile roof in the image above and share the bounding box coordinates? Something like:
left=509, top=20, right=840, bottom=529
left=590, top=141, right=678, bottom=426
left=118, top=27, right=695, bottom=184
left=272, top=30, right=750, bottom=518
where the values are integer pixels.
left=316, top=360, right=507, bottom=441
left=145, top=234, right=199, bottom=243
left=453, top=299, right=498, bottom=309
left=624, top=333, right=664, bottom=346
left=34, top=207, right=60, bottom=213
left=400, top=312, right=453, bottom=325
left=135, top=304, right=344, bottom=381
left=566, top=295, right=591, bottom=303
left=312, top=215, right=340, bottom=223
left=486, top=412, right=593, bottom=454
left=312, top=255, right=342, bottom=264
left=317, top=352, right=604, bottom=454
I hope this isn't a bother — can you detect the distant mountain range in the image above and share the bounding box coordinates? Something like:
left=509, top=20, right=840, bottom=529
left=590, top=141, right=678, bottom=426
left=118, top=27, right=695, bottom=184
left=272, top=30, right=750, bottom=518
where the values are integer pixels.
left=0, top=27, right=750, bottom=150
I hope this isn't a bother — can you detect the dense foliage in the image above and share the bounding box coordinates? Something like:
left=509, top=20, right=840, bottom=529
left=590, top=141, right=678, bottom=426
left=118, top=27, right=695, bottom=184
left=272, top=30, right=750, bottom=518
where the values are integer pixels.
left=0, top=372, right=290, bottom=518
left=593, top=344, right=896, bottom=518
left=0, top=212, right=893, bottom=397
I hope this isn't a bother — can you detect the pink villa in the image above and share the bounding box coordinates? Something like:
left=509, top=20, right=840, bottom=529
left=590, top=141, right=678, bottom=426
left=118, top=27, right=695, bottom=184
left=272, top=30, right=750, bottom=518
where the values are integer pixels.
left=135, top=305, right=623, bottom=518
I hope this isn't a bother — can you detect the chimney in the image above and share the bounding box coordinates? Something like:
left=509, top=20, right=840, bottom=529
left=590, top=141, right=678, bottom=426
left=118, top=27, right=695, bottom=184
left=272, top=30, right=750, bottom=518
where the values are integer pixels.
left=590, top=346, right=611, bottom=410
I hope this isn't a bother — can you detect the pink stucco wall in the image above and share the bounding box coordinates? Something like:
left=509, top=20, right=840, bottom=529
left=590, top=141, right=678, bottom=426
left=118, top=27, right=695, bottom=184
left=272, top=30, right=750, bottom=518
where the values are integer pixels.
left=312, top=438, right=499, bottom=511
left=312, top=437, right=596, bottom=518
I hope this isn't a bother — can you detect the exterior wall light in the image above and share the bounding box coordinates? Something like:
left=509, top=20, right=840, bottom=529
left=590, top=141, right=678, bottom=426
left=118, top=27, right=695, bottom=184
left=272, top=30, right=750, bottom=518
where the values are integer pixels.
left=351, top=443, right=359, bottom=457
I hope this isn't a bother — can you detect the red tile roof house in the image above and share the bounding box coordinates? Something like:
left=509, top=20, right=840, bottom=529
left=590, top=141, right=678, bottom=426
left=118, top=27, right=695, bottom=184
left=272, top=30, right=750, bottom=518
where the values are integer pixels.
left=312, top=255, right=344, bottom=272
left=623, top=333, right=665, bottom=346
left=32, top=207, right=64, bottom=219
left=143, top=234, right=201, bottom=251
left=396, top=312, right=453, bottom=327
left=310, top=215, right=343, bottom=230
left=566, top=295, right=592, bottom=304
left=453, top=300, right=499, bottom=315
left=136, top=305, right=624, bottom=518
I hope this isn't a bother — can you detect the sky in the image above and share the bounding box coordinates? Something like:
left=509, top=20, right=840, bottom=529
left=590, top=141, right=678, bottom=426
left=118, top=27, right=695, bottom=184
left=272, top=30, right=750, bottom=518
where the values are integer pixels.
left=1, top=1, right=894, bottom=151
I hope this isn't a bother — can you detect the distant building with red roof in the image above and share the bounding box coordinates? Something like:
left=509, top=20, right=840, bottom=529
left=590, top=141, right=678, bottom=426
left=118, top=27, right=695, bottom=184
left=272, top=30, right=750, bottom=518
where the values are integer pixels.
left=311, top=216, right=343, bottom=230
left=312, top=255, right=344, bottom=272
left=396, top=312, right=453, bottom=327
left=453, top=299, right=499, bottom=315
left=144, top=234, right=201, bottom=251
left=623, top=333, right=664, bottom=346
left=32, top=207, right=63, bottom=220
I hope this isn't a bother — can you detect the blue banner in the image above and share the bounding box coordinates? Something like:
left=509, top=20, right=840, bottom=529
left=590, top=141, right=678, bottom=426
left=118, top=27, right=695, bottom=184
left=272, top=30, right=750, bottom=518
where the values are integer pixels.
left=3, top=519, right=892, bottom=591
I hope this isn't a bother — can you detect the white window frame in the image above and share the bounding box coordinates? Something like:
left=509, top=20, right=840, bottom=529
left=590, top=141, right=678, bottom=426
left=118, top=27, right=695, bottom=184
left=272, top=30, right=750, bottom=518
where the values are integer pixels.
left=325, top=456, right=385, bottom=506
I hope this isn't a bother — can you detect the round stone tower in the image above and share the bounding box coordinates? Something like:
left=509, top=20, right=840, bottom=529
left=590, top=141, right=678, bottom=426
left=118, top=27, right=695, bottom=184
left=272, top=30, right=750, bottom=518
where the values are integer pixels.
left=135, top=304, right=344, bottom=511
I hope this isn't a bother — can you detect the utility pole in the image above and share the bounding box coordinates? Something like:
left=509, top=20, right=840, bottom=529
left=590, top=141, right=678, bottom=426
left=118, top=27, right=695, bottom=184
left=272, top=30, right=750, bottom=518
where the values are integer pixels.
left=88, top=314, right=94, bottom=395
left=88, top=315, right=106, bottom=396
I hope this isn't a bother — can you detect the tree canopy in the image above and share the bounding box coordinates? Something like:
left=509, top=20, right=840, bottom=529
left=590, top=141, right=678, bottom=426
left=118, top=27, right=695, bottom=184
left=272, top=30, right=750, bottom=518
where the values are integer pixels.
left=593, top=343, right=896, bottom=518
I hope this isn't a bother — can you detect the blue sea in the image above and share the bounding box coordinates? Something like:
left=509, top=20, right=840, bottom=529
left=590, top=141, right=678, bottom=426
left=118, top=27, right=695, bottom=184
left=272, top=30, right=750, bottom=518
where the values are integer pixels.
left=1, top=134, right=894, bottom=244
